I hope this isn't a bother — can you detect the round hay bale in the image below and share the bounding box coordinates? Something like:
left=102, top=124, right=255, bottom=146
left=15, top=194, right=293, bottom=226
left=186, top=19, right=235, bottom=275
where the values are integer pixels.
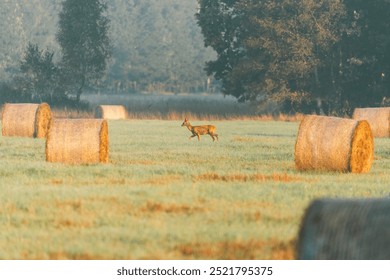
left=352, top=107, right=390, bottom=137
left=2, top=103, right=52, bottom=138
left=46, top=119, right=109, bottom=164
left=95, top=105, right=127, bottom=120
left=294, top=115, right=374, bottom=173
left=297, top=198, right=390, bottom=260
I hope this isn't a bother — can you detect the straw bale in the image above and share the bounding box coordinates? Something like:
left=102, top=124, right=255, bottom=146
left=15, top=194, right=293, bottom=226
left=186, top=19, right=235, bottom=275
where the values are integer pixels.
left=2, top=103, right=52, bottom=138
left=294, top=115, right=374, bottom=173
left=297, top=198, right=390, bottom=260
left=46, top=119, right=109, bottom=164
left=352, top=107, right=390, bottom=137
left=95, top=105, right=127, bottom=120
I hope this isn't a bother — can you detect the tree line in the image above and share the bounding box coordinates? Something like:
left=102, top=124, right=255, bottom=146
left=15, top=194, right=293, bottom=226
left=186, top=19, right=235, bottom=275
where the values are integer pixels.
left=1, top=0, right=111, bottom=107
left=196, top=0, right=390, bottom=115
left=0, top=0, right=216, bottom=107
left=2, top=0, right=388, bottom=115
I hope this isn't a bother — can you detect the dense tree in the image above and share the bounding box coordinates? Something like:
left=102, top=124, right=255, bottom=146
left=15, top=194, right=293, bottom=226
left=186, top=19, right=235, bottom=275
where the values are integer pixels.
left=56, top=0, right=112, bottom=101
left=17, top=42, right=62, bottom=103
left=197, top=0, right=345, bottom=106
left=197, top=0, right=390, bottom=114
left=196, top=0, right=246, bottom=98
left=337, top=0, right=390, bottom=109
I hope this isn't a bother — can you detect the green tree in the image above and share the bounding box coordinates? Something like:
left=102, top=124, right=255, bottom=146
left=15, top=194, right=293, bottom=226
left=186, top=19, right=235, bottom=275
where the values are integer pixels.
left=56, top=0, right=112, bottom=102
left=17, top=42, right=62, bottom=103
left=258, top=0, right=346, bottom=114
left=337, top=0, right=390, bottom=109
left=196, top=0, right=245, bottom=98
left=197, top=0, right=390, bottom=115
left=196, top=0, right=345, bottom=109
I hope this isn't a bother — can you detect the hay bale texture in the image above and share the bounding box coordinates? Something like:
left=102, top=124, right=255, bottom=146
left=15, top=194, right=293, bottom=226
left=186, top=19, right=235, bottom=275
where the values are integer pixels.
left=295, top=115, right=374, bottom=173
left=297, top=198, right=390, bottom=260
left=46, top=119, right=109, bottom=164
left=95, top=105, right=127, bottom=120
left=353, top=107, right=390, bottom=137
left=2, top=103, right=51, bottom=138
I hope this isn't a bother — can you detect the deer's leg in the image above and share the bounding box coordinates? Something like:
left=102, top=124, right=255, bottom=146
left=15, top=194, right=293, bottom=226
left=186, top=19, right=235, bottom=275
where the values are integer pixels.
left=189, top=134, right=197, bottom=140
left=210, top=132, right=218, bottom=141
left=197, top=133, right=201, bottom=141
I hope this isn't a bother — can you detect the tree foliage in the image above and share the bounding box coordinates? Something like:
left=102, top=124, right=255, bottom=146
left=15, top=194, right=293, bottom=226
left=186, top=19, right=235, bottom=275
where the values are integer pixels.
left=17, top=42, right=63, bottom=103
left=197, top=0, right=345, bottom=101
left=337, top=0, right=390, bottom=109
left=56, top=0, right=112, bottom=101
left=197, top=0, right=390, bottom=114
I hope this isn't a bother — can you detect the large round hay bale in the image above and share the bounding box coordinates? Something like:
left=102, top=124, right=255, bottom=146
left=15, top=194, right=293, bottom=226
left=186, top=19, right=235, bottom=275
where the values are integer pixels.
left=294, top=115, right=374, bottom=173
left=2, top=103, right=52, bottom=138
left=297, top=198, right=390, bottom=260
left=95, top=105, right=127, bottom=120
left=46, top=119, right=109, bottom=164
left=352, top=107, right=390, bottom=137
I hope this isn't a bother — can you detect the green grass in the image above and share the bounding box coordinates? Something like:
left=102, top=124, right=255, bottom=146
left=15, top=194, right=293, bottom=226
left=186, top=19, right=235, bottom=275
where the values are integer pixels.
left=0, top=120, right=389, bottom=259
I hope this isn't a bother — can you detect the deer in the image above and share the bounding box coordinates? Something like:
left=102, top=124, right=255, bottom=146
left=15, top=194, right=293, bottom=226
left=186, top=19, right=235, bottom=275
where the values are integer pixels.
left=181, top=118, right=219, bottom=142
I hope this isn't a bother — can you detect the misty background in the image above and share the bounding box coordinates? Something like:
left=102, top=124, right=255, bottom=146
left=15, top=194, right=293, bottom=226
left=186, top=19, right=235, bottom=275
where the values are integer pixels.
left=0, top=0, right=216, bottom=94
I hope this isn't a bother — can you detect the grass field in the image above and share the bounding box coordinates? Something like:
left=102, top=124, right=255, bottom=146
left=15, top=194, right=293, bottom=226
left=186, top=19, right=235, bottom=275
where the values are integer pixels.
left=0, top=119, right=389, bottom=259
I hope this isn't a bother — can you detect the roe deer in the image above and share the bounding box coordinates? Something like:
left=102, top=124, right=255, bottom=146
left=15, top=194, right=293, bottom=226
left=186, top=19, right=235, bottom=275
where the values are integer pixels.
left=181, top=118, right=218, bottom=142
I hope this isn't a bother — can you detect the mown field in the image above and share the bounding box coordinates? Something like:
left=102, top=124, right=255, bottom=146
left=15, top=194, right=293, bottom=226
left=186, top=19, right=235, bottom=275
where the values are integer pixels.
left=0, top=119, right=389, bottom=259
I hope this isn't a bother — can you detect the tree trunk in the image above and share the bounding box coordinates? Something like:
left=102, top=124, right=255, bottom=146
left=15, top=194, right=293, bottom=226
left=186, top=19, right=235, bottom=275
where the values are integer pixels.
left=76, top=74, right=86, bottom=103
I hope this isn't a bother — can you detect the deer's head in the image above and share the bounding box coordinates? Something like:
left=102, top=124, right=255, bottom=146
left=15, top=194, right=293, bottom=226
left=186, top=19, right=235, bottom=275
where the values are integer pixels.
left=181, top=118, right=189, bottom=127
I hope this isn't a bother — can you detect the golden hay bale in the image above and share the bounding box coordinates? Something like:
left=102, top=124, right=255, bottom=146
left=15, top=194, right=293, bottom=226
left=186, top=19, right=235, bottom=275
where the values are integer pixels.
left=294, top=115, right=374, bottom=173
left=297, top=198, right=390, bottom=260
left=46, top=119, right=109, bottom=164
left=2, top=103, right=52, bottom=138
left=94, top=105, right=127, bottom=120
left=352, top=107, right=390, bottom=137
